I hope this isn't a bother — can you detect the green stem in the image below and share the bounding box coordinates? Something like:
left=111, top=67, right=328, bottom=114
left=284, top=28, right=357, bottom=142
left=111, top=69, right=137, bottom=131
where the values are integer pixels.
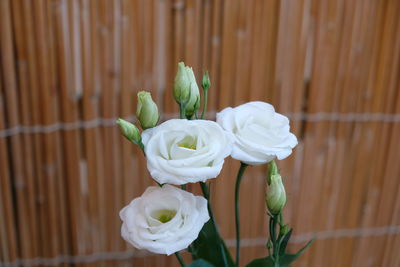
left=269, top=213, right=285, bottom=266
left=174, top=251, right=186, bottom=267
left=135, top=141, right=146, bottom=156
left=269, top=216, right=276, bottom=251
left=234, top=162, right=248, bottom=267
left=200, top=182, right=215, bottom=224
left=201, top=89, right=208, bottom=119
left=200, top=182, right=229, bottom=266
left=275, top=213, right=285, bottom=259
left=269, top=215, right=277, bottom=259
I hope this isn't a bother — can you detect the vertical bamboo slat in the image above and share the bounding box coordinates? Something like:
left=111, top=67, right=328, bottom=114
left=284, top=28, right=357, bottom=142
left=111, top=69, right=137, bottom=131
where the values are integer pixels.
left=0, top=67, right=19, bottom=267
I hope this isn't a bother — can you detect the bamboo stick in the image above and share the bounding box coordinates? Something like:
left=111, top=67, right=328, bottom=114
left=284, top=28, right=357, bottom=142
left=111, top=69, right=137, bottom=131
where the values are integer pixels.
left=0, top=58, right=19, bottom=267
left=0, top=0, right=37, bottom=262
left=51, top=1, right=86, bottom=264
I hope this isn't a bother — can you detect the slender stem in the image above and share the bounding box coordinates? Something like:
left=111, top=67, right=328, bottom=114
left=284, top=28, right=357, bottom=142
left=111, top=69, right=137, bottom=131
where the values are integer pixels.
left=201, top=89, right=208, bottom=119
left=269, top=216, right=276, bottom=257
left=234, top=162, right=248, bottom=267
left=200, top=182, right=208, bottom=197
left=269, top=216, right=276, bottom=245
left=174, top=252, right=186, bottom=267
left=275, top=212, right=284, bottom=259
left=200, top=182, right=216, bottom=223
left=268, top=213, right=285, bottom=266
left=269, top=215, right=279, bottom=262
left=200, top=182, right=229, bottom=266
left=133, top=141, right=146, bottom=156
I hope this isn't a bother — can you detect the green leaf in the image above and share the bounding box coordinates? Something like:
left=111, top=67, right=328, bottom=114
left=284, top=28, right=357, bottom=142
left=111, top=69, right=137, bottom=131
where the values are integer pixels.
left=245, top=256, right=274, bottom=267
left=188, top=259, right=214, bottom=267
left=279, top=254, right=298, bottom=267
left=191, top=220, right=234, bottom=267
left=278, top=228, right=293, bottom=255
left=279, top=239, right=314, bottom=266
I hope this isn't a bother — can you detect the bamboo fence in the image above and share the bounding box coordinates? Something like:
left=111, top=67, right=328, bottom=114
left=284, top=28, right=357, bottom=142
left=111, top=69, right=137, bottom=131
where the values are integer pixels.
left=0, top=0, right=399, bottom=266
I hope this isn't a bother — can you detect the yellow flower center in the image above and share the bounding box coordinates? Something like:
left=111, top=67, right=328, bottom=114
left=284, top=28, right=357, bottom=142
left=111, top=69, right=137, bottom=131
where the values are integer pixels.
left=152, top=209, right=177, bottom=223
left=178, top=143, right=197, bottom=150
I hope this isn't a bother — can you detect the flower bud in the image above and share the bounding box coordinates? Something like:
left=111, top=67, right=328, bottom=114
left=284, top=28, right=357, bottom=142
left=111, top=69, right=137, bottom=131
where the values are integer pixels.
left=267, top=240, right=273, bottom=249
left=116, top=118, right=141, bottom=144
left=266, top=173, right=286, bottom=215
left=136, top=91, right=160, bottom=129
left=173, top=62, right=200, bottom=117
left=173, top=62, right=191, bottom=102
left=280, top=224, right=290, bottom=235
left=201, top=70, right=210, bottom=90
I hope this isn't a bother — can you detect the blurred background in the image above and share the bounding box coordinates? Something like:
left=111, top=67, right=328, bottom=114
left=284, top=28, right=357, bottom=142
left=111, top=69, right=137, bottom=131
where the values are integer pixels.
left=1, top=0, right=399, bottom=266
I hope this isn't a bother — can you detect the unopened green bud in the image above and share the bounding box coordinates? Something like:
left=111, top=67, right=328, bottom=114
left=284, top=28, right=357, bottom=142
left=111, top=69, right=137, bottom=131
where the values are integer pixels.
left=116, top=118, right=141, bottom=144
left=267, top=240, right=273, bottom=249
left=174, top=62, right=191, bottom=101
left=268, top=160, right=279, bottom=185
left=173, top=62, right=200, bottom=117
left=280, top=224, right=290, bottom=235
left=202, top=70, right=210, bottom=90
left=136, top=91, right=160, bottom=129
left=266, top=174, right=286, bottom=215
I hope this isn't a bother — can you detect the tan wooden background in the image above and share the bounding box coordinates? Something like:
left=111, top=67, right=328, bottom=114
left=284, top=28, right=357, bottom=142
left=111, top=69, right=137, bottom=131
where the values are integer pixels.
left=1, top=0, right=400, bottom=266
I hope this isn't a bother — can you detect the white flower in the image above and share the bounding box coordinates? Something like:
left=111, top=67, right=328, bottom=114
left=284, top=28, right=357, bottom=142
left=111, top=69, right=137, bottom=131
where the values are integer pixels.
left=141, top=119, right=233, bottom=185
left=216, top=101, right=297, bottom=165
left=120, top=185, right=209, bottom=255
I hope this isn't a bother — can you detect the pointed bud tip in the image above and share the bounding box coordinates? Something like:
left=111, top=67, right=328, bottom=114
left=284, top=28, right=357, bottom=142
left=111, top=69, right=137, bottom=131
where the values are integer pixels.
left=202, top=70, right=210, bottom=90
left=137, top=90, right=151, bottom=98
left=267, top=160, right=279, bottom=184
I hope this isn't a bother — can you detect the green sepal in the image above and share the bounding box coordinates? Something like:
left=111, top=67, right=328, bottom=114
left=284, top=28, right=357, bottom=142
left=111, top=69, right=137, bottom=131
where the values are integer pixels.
left=278, top=228, right=293, bottom=255
left=279, top=239, right=314, bottom=266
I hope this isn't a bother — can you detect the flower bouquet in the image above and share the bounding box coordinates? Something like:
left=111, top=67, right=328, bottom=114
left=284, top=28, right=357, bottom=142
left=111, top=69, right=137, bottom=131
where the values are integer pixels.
left=117, top=62, right=313, bottom=267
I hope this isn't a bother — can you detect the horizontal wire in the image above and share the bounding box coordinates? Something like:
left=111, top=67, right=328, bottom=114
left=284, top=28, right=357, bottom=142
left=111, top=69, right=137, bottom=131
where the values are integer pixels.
left=0, top=225, right=399, bottom=266
left=288, top=112, right=400, bottom=123
left=0, top=115, right=135, bottom=138
left=0, top=112, right=399, bottom=138
left=227, top=224, right=400, bottom=247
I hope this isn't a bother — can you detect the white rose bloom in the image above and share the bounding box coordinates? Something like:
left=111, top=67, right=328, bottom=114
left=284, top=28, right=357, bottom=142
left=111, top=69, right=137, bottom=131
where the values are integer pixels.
left=120, top=185, right=209, bottom=255
left=216, top=101, right=297, bottom=165
left=141, top=119, right=233, bottom=185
